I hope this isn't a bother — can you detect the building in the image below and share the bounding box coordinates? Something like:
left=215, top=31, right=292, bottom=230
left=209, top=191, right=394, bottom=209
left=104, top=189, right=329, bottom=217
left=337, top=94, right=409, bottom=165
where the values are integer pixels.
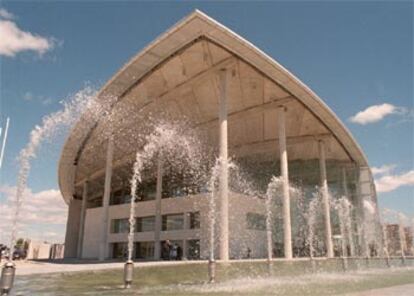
left=60, top=11, right=379, bottom=261
left=404, top=226, right=413, bottom=256
left=26, top=241, right=65, bottom=260
left=385, top=224, right=413, bottom=256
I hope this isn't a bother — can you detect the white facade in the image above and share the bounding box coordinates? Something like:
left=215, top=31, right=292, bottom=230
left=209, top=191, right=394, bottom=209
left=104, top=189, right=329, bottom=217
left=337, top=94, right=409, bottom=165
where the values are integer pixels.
left=81, top=193, right=267, bottom=260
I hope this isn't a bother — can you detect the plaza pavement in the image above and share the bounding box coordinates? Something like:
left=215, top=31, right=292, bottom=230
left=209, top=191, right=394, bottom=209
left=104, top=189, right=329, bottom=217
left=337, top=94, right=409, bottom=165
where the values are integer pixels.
left=343, top=283, right=414, bottom=296
left=10, top=258, right=205, bottom=275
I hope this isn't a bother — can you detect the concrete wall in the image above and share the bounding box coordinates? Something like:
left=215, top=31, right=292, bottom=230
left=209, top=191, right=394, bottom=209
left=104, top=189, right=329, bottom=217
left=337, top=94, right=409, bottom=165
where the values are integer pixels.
left=81, top=192, right=269, bottom=260
left=50, top=244, right=65, bottom=259
left=63, top=198, right=81, bottom=258
left=82, top=207, right=103, bottom=259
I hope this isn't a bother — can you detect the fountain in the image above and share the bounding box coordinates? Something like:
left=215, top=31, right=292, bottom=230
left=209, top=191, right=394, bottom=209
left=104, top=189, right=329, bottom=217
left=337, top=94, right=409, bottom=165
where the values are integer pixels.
left=126, top=121, right=206, bottom=288
left=305, top=193, right=320, bottom=272
left=2, top=87, right=412, bottom=294
left=398, top=213, right=407, bottom=265
left=1, top=86, right=116, bottom=295
left=207, top=159, right=221, bottom=283
left=381, top=223, right=391, bottom=267
left=333, top=197, right=354, bottom=271
left=265, top=177, right=279, bottom=268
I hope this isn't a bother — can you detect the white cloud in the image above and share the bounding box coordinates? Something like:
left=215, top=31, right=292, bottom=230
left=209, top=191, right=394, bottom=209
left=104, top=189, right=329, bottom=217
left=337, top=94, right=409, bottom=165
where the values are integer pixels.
left=0, top=10, right=55, bottom=57
left=349, top=103, right=397, bottom=125
left=23, top=91, right=34, bottom=101
left=41, top=97, right=53, bottom=106
left=0, top=185, right=68, bottom=242
left=371, top=164, right=396, bottom=176
left=22, top=91, right=54, bottom=105
left=375, top=170, right=414, bottom=193
left=0, top=8, right=14, bottom=20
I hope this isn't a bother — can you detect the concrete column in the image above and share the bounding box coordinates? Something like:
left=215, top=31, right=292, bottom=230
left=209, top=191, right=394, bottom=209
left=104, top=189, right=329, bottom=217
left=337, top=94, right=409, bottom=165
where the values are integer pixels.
left=77, top=181, right=88, bottom=258
left=63, top=198, right=81, bottom=258
left=218, top=68, right=229, bottom=261
left=99, top=136, right=114, bottom=261
left=277, top=106, right=292, bottom=259
left=154, top=158, right=163, bottom=260
left=318, top=140, right=334, bottom=258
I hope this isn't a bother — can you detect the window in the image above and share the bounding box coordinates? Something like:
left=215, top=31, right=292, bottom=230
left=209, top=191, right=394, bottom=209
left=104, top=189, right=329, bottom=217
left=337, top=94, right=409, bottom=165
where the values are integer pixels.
left=111, top=218, right=129, bottom=233
left=135, top=241, right=155, bottom=259
left=189, top=212, right=200, bottom=229
left=136, top=216, right=155, bottom=232
left=246, top=213, right=266, bottom=231
left=112, top=242, right=128, bottom=259
left=162, top=214, right=184, bottom=231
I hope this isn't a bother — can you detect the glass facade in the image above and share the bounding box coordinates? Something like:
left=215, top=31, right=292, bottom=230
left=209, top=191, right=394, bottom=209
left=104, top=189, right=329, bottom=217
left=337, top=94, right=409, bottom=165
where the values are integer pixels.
left=110, top=189, right=131, bottom=205
left=246, top=213, right=266, bottom=230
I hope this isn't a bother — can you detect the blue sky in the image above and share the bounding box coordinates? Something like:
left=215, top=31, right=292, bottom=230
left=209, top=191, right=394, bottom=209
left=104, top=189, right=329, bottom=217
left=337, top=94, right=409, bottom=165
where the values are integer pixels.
left=0, top=1, right=413, bottom=242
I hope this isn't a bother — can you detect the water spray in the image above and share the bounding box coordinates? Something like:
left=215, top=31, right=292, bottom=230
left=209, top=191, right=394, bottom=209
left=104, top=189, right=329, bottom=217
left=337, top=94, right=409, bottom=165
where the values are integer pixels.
left=310, top=256, right=317, bottom=273
left=124, top=121, right=205, bottom=288
left=0, top=117, right=10, bottom=169
left=306, top=196, right=318, bottom=273
left=381, top=224, right=391, bottom=268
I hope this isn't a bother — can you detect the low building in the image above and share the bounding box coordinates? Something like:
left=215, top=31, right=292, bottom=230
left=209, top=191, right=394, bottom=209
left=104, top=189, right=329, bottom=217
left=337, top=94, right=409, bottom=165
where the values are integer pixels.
left=26, top=241, right=65, bottom=260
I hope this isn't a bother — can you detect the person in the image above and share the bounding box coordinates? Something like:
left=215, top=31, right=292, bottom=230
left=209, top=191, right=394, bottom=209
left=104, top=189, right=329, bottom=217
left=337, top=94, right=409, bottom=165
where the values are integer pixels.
left=162, top=240, right=171, bottom=260
left=177, top=245, right=183, bottom=260
left=246, top=247, right=252, bottom=259
left=170, top=243, right=178, bottom=260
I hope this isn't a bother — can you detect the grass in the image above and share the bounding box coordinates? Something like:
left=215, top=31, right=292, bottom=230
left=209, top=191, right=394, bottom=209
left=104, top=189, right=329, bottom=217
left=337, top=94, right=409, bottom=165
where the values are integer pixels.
left=14, top=259, right=414, bottom=295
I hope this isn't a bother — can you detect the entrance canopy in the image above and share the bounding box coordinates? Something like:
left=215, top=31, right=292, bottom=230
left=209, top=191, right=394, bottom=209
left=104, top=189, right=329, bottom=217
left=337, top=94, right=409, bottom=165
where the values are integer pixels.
left=59, top=10, right=369, bottom=204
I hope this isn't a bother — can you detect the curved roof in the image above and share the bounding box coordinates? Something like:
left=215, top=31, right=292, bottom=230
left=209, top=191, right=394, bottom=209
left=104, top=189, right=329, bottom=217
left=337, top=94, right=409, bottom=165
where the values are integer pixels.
left=59, top=10, right=369, bottom=204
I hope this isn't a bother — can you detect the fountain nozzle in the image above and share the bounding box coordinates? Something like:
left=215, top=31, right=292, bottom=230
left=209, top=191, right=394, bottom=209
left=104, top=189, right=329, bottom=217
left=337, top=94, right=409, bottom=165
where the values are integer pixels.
left=1, top=262, right=15, bottom=296
left=208, top=259, right=216, bottom=283
left=123, top=260, right=134, bottom=289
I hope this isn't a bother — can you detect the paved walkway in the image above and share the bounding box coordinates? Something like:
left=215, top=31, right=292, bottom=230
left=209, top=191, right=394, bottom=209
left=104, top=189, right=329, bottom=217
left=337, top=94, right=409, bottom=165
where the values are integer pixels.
left=342, top=284, right=414, bottom=296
